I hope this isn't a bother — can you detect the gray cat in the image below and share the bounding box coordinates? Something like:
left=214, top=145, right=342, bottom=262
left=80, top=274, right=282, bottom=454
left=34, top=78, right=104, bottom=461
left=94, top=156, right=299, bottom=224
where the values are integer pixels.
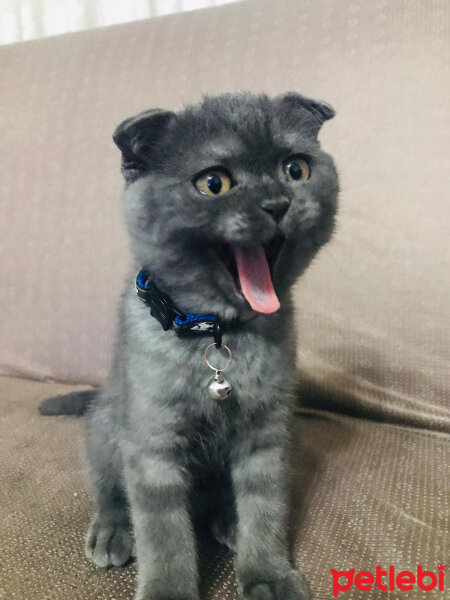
left=39, top=92, right=338, bottom=600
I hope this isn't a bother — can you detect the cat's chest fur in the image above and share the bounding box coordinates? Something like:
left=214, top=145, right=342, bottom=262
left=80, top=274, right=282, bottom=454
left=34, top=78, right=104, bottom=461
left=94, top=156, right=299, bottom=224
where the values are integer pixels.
left=119, top=279, right=297, bottom=444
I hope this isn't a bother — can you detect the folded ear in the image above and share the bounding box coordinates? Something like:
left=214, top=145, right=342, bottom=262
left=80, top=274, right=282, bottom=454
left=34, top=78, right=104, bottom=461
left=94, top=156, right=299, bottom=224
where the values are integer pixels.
left=276, top=92, right=335, bottom=138
left=113, top=109, right=175, bottom=181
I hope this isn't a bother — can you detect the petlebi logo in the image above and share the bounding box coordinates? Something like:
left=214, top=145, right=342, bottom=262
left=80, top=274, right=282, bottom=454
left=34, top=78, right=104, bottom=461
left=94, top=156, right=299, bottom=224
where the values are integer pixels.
left=330, top=564, right=445, bottom=597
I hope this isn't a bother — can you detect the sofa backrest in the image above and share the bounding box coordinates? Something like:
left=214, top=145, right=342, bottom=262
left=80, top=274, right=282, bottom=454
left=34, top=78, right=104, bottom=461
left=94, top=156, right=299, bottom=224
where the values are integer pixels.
left=1, top=0, right=449, bottom=427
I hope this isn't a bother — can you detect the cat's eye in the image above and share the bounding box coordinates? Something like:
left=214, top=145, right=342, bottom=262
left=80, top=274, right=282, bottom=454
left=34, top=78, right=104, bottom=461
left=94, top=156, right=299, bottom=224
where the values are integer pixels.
left=194, top=170, right=232, bottom=197
left=283, top=156, right=310, bottom=182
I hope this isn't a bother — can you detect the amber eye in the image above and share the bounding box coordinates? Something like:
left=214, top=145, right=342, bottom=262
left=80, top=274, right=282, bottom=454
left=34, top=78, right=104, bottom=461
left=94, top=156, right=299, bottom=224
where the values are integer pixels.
left=283, top=156, right=310, bottom=182
left=194, top=170, right=232, bottom=197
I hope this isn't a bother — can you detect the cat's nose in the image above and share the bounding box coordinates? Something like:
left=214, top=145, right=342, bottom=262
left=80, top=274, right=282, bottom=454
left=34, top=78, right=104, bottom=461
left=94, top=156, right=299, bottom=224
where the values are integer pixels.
left=260, top=198, right=290, bottom=223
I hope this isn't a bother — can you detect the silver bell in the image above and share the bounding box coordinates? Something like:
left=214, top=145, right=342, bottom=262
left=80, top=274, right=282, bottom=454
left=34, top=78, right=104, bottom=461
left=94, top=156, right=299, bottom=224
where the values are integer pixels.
left=208, top=371, right=232, bottom=400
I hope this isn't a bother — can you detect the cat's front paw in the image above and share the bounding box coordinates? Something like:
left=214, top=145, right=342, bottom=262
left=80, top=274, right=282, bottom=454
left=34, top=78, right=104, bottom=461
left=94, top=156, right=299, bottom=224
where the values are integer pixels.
left=85, top=516, right=134, bottom=568
left=243, top=570, right=311, bottom=600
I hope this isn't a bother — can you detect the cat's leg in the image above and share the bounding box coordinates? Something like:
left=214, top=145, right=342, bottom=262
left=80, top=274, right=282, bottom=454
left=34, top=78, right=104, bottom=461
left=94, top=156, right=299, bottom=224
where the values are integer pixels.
left=123, top=440, right=200, bottom=600
left=210, top=501, right=237, bottom=551
left=190, top=466, right=238, bottom=551
left=84, top=399, right=134, bottom=568
left=208, top=476, right=238, bottom=551
left=231, top=410, right=310, bottom=600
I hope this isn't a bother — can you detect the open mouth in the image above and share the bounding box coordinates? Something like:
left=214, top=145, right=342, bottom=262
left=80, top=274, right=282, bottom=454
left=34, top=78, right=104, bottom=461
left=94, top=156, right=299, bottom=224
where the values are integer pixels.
left=213, top=233, right=285, bottom=314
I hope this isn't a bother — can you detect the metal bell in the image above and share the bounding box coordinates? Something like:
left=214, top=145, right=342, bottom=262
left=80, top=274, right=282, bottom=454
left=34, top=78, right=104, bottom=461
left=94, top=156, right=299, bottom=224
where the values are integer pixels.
left=208, top=371, right=232, bottom=400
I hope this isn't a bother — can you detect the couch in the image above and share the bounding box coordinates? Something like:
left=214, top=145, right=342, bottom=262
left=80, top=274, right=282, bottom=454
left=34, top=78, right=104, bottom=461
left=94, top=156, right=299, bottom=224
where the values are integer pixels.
left=1, top=1, right=449, bottom=598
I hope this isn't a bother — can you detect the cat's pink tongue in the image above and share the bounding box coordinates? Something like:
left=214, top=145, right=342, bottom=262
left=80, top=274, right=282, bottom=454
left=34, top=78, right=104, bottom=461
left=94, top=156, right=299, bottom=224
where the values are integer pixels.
left=233, top=245, right=280, bottom=314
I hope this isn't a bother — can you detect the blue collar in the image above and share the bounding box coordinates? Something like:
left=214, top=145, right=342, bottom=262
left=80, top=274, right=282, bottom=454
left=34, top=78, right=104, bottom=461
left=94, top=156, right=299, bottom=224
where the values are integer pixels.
left=135, top=268, right=223, bottom=345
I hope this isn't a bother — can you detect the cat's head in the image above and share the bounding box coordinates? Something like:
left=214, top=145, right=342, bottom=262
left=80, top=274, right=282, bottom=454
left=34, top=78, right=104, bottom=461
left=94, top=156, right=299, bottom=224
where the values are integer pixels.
left=114, top=92, right=338, bottom=322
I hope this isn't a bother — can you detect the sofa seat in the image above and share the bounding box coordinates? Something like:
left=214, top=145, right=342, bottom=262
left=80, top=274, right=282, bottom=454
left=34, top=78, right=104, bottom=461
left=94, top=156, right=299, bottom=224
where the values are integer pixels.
left=1, top=375, right=447, bottom=600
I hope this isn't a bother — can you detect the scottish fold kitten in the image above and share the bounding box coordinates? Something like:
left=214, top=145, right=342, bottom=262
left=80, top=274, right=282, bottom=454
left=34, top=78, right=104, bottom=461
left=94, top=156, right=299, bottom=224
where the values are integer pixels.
left=40, top=92, right=338, bottom=600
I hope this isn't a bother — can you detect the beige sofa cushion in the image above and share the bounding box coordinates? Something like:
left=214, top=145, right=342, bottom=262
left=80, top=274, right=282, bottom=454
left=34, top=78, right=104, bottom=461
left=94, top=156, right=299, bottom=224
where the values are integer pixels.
left=1, top=376, right=447, bottom=600
left=1, top=0, right=449, bottom=425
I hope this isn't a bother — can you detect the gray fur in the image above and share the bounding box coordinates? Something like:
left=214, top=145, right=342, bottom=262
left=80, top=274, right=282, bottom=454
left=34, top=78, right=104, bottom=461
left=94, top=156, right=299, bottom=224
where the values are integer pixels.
left=53, top=92, right=338, bottom=600
left=39, top=389, right=96, bottom=415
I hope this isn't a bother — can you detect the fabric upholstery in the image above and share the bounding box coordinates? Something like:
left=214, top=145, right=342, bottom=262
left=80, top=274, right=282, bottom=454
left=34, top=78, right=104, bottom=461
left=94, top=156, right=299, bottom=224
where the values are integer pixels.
left=1, top=376, right=448, bottom=600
